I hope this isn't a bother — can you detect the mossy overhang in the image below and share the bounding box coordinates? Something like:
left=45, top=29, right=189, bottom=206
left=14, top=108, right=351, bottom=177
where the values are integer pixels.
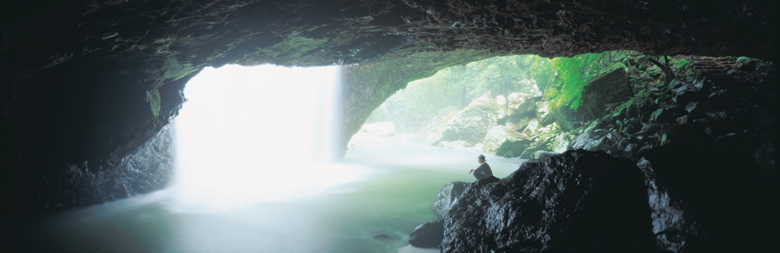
left=0, top=0, right=776, bottom=216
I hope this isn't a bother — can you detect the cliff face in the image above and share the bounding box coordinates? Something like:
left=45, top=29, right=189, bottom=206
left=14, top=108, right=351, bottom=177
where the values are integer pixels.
left=0, top=0, right=775, bottom=216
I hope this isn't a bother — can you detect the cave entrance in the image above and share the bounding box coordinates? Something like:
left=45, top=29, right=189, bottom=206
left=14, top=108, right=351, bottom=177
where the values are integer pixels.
left=171, top=64, right=358, bottom=209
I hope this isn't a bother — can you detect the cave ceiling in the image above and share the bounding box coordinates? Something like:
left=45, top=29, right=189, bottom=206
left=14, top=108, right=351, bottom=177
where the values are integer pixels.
left=0, top=0, right=776, bottom=212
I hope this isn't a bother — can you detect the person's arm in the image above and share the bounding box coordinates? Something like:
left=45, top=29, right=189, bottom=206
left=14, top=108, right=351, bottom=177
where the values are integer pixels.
left=468, top=169, right=475, bottom=175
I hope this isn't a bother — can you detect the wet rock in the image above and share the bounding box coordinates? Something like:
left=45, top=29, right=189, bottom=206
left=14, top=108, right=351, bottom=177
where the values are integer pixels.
left=624, top=118, right=642, bottom=134
left=676, top=115, right=688, bottom=125
left=482, top=126, right=530, bottom=154
left=551, top=133, right=574, bottom=153
left=637, top=144, right=779, bottom=252
left=441, top=150, right=654, bottom=252
left=432, top=181, right=469, bottom=218
left=532, top=150, right=557, bottom=160
left=572, top=134, right=612, bottom=152
left=475, top=176, right=501, bottom=185
left=409, top=219, right=445, bottom=248
left=636, top=96, right=658, bottom=115
left=623, top=143, right=639, bottom=157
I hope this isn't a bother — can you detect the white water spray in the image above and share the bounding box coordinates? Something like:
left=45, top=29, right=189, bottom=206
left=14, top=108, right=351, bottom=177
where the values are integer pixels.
left=173, top=64, right=362, bottom=210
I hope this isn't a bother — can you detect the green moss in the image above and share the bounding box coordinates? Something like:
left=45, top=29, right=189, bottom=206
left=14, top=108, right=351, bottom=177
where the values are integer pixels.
left=148, top=89, right=161, bottom=117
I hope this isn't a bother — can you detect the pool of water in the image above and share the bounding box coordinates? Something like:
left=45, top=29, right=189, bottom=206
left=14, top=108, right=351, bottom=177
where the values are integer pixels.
left=24, top=136, right=525, bottom=252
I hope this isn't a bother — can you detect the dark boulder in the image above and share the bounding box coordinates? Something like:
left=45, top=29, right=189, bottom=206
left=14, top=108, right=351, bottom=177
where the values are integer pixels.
left=441, top=150, right=655, bottom=252
left=577, top=69, right=634, bottom=121
left=637, top=143, right=780, bottom=252
left=432, top=181, right=469, bottom=218
left=408, top=219, right=445, bottom=248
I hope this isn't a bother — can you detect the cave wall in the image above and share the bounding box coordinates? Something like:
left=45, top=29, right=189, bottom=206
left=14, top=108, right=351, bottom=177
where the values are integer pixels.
left=1, top=0, right=776, bottom=221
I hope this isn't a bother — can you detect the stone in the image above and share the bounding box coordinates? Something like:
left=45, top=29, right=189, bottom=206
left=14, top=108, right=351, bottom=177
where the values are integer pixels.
left=432, top=181, right=469, bottom=218
left=676, top=115, right=688, bottom=125
left=520, top=119, right=541, bottom=136
left=518, top=141, right=548, bottom=159
left=532, top=150, right=557, bottom=160
left=441, top=150, right=654, bottom=252
left=577, top=69, right=634, bottom=121
left=637, top=144, right=779, bottom=251
left=551, top=133, right=574, bottom=153
left=495, top=138, right=534, bottom=158
left=433, top=94, right=499, bottom=145
left=408, top=219, right=445, bottom=248
left=481, top=126, right=531, bottom=154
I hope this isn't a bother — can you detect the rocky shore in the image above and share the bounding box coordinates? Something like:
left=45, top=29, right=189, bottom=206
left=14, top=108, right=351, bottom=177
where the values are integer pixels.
left=409, top=56, right=777, bottom=252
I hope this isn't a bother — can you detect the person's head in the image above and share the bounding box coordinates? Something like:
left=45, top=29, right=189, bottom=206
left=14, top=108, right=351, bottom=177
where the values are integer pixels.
left=478, top=154, right=486, bottom=164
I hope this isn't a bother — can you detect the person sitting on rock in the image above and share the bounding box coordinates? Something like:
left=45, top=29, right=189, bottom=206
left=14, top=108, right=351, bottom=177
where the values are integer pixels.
left=469, top=154, right=493, bottom=180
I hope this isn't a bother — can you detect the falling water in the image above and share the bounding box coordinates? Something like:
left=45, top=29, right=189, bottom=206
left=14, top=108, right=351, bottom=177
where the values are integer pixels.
left=172, top=64, right=359, bottom=210
left=24, top=64, right=526, bottom=253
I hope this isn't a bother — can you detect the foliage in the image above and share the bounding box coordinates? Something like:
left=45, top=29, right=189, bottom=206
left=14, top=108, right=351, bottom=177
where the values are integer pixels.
left=366, top=50, right=650, bottom=134
left=545, top=51, right=639, bottom=112
left=366, top=55, right=551, bottom=131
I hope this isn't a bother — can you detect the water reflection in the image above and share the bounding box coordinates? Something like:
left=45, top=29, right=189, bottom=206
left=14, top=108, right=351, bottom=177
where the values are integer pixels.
left=26, top=136, right=525, bottom=252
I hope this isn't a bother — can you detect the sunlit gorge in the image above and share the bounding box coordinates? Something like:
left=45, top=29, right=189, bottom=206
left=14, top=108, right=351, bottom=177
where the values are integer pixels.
left=172, top=64, right=363, bottom=209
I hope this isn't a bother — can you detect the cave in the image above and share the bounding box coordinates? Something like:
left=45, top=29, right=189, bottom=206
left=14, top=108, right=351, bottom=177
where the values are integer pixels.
left=1, top=0, right=777, bottom=252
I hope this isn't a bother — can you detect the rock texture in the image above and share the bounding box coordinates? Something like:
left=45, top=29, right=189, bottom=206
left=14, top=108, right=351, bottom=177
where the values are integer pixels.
left=432, top=181, right=469, bottom=218
left=441, top=150, right=654, bottom=252
left=408, top=219, right=445, bottom=248
left=637, top=143, right=779, bottom=252
left=576, top=69, right=633, bottom=121
left=0, top=0, right=776, bottom=223
left=481, top=126, right=530, bottom=154
left=432, top=94, right=498, bottom=145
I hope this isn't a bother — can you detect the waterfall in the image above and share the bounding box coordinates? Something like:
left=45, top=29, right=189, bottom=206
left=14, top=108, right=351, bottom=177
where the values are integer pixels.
left=172, top=64, right=353, bottom=210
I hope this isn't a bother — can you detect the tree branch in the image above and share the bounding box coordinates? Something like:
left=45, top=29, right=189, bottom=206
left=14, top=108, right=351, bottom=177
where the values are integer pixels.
left=647, top=57, right=675, bottom=85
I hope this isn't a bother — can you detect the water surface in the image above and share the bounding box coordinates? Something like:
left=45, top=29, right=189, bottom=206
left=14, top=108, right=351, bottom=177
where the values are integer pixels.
left=26, top=136, right=525, bottom=252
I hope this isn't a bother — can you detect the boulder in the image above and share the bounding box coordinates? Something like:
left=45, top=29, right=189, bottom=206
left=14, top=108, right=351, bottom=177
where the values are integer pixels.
left=432, top=181, right=469, bottom=218
left=577, top=69, right=634, bottom=121
left=408, top=219, right=445, bottom=248
left=519, top=141, right=548, bottom=159
left=551, top=133, right=574, bottom=153
left=520, top=119, right=541, bottom=136
left=502, top=95, right=542, bottom=131
left=636, top=144, right=779, bottom=252
left=532, top=150, right=558, bottom=159
left=495, top=138, right=534, bottom=158
left=535, top=100, right=551, bottom=123
left=482, top=126, right=531, bottom=154
left=433, top=94, right=499, bottom=145
left=441, top=150, right=654, bottom=252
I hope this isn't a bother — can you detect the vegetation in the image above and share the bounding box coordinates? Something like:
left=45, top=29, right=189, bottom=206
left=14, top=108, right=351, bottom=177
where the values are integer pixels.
left=367, top=50, right=692, bottom=135
left=367, top=55, right=551, bottom=131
